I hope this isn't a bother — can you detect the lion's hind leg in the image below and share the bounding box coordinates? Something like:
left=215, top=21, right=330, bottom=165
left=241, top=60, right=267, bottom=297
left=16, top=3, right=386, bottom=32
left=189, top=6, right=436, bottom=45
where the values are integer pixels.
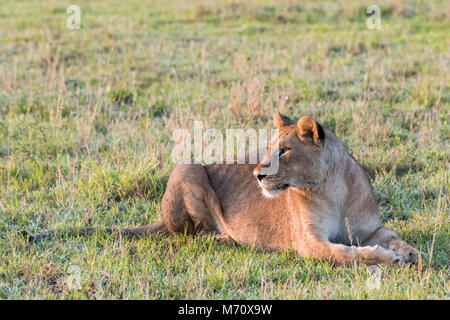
left=161, top=163, right=232, bottom=239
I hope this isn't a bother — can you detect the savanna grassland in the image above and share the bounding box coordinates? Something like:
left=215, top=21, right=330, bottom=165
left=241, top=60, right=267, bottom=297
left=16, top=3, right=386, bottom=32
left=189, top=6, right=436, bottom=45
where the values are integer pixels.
left=0, top=0, right=449, bottom=299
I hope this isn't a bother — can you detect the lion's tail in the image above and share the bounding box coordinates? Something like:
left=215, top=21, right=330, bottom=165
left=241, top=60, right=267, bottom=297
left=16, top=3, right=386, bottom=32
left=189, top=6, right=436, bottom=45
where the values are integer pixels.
left=25, top=219, right=169, bottom=243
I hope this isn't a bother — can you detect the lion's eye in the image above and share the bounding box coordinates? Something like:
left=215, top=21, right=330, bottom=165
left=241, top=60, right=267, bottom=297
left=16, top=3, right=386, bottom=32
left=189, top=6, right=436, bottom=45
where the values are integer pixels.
left=279, top=148, right=290, bottom=156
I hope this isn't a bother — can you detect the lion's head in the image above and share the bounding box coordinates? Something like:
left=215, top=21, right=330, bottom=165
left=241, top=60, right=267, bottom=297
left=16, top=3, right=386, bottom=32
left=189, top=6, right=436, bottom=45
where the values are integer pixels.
left=253, top=112, right=327, bottom=198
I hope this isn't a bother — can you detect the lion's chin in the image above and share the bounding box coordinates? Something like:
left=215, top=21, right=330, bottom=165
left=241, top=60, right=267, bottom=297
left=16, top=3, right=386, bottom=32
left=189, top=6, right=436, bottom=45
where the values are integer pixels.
left=261, top=187, right=283, bottom=198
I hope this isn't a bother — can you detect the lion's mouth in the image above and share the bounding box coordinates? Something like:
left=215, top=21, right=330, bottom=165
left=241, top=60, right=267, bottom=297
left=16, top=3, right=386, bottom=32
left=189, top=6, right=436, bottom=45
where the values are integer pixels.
left=261, top=182, right=290, bottom=190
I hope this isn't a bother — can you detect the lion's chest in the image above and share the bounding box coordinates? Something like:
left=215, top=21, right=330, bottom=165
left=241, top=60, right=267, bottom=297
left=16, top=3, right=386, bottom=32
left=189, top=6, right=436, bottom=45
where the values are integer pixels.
left=319, top=214, right=342, bottom=242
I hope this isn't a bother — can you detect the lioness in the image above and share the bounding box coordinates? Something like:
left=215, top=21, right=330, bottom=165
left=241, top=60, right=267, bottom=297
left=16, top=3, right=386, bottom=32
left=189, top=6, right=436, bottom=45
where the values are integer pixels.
left=159, top=112, right=418, bottom=266
left=30, top=112, right=418, bottom=266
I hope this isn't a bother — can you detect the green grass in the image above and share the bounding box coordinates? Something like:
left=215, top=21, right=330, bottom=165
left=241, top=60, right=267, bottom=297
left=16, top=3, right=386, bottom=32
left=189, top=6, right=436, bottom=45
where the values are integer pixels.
left=0, top=0, right=449, bottom=299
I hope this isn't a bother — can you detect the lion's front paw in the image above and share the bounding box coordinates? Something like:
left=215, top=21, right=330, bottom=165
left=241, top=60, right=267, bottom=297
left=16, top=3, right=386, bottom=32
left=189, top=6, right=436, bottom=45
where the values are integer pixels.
left=389, top=240, right=418, bottom=264
left=360, top=245, right=405, bottom=266
left=381, top=247, right=406, bottom=266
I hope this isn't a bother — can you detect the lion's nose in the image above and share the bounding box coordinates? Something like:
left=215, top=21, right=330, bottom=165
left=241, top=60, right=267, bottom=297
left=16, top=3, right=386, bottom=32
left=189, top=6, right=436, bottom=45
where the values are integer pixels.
left=253, top=168, right=267, bottom=181
left=256, top=174, right=267, bottom=181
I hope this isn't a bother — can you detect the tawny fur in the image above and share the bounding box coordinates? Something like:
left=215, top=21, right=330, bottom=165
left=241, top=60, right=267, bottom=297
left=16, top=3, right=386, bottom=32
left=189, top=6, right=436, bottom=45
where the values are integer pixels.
left=159, top=112, right=418, bottom=266
left=30, top=112, right=418, bottom=266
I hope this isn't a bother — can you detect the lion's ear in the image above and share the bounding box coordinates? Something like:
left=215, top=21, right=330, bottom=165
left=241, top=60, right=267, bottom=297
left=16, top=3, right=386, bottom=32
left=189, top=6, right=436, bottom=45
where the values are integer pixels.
left=273, top=111, right=293, bottom=129
left=297, top=116, right=325, bottom=145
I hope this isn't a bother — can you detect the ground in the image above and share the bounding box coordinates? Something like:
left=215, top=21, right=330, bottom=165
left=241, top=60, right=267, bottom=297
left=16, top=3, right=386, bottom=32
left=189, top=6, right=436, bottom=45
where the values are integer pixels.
left=0, top=0, right=448, bottom=299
